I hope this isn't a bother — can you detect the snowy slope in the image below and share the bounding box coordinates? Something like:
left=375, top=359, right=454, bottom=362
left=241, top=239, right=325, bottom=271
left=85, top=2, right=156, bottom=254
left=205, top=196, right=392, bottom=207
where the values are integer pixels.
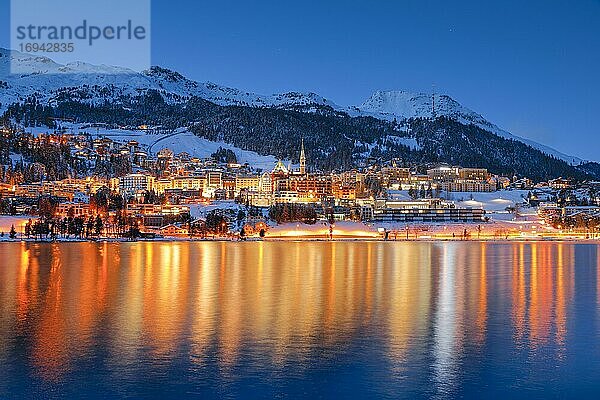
left=141, top=129, right=281, bottom=171
left=24, top=123, right=282, bottom=171
left=0, top=48, right=583, bottom=164
left=443, top=190, right=528, bottom=212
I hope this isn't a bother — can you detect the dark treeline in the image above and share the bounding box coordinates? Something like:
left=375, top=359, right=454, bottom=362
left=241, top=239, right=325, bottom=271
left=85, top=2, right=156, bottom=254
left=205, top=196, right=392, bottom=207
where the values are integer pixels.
left=211, top=147, right=237, bottom=164
left=269, top=203, right=318, bottom=224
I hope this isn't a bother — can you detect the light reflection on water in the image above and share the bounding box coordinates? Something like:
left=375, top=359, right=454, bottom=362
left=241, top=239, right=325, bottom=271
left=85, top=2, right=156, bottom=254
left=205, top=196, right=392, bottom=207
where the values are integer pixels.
left=0, top=241, right=599, bottom=398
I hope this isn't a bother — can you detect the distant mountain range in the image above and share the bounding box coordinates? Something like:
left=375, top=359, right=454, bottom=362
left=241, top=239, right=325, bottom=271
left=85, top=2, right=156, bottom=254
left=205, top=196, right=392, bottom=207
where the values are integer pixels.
left=1, top=48, right=597, bottom=180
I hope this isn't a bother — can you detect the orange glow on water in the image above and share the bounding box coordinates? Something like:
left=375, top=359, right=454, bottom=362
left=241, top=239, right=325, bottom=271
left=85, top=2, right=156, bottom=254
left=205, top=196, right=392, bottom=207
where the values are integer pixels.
left=476, top=243, right=487, bottom=346
left=0, top=241, right=585, bottom=383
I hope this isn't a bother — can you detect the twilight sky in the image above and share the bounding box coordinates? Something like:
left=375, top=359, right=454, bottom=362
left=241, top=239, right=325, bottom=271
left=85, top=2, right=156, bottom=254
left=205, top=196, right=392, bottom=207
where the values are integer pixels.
left=1, top=0, right=599, bottom=161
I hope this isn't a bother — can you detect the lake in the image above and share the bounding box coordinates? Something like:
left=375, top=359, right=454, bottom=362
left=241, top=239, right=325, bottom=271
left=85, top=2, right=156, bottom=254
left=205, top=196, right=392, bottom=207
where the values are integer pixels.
left=1, top=241, right=599, bottom=399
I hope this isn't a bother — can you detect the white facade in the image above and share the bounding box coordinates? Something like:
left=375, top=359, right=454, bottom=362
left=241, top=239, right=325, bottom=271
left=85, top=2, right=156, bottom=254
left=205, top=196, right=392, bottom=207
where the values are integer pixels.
left=118, top=174, right=155, bottom=196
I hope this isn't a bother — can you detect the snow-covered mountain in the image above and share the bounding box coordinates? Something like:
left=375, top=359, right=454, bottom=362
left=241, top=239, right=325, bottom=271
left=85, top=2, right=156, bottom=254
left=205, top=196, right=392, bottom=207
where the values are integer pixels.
left=0, top=48, right=339, bottom=110
left=0, top=48, right=583, bottom=164
left=354, top=90, right=582, bottom=165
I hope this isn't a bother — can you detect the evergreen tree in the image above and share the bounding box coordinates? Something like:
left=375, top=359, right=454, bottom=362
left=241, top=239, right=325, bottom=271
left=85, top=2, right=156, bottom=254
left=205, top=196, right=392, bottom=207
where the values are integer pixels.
left=9, top=224, right=17, bottom=239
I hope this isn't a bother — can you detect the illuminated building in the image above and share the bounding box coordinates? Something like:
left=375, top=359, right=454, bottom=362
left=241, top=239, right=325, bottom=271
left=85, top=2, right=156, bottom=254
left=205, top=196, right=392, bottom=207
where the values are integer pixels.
left=118, top=173, right=155, bottom=196
left=363, top=198, right=486, bottom=222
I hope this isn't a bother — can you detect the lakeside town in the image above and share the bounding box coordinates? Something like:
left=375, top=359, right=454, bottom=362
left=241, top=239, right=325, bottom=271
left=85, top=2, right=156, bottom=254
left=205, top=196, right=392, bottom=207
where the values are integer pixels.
left=1, top=123, right=599, bottom=241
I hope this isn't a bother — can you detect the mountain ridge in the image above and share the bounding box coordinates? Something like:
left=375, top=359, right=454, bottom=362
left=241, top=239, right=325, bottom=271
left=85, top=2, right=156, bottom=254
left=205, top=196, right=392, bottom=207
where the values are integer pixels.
left=0, top=48, right=587, bottom=166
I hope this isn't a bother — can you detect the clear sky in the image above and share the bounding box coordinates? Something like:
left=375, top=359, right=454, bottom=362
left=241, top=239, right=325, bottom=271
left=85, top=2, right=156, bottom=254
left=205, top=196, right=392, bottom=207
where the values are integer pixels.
left=1, top=0, right=599, bottom=161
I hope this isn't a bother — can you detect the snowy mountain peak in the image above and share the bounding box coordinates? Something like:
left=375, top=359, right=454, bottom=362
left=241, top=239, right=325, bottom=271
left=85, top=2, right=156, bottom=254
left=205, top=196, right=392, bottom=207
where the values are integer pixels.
left=358, top=90, right=475, bottom=121
left=268, top=91, right=339, bottom=109
left=360, top=90, right=434, bottom=119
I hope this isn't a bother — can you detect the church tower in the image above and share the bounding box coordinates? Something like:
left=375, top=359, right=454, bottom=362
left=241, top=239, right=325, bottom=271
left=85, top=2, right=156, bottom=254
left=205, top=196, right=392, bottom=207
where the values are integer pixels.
left=299, top=138, right=306, bottom=175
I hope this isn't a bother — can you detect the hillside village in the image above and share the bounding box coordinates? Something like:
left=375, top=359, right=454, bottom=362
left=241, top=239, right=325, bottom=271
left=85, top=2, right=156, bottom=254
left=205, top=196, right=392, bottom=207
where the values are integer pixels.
left=1, top=122, right=599, bottom=241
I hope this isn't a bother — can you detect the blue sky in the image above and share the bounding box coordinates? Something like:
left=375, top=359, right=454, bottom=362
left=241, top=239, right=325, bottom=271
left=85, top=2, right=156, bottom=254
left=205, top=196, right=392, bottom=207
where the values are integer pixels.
left=1, top=0, right=599, bottom=161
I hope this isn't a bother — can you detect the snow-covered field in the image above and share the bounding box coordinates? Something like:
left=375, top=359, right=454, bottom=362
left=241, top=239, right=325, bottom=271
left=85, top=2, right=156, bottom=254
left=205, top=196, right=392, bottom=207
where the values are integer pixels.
left=442, top=190, right=528, bottom=212
left=188, top=201, right=244, bottom=219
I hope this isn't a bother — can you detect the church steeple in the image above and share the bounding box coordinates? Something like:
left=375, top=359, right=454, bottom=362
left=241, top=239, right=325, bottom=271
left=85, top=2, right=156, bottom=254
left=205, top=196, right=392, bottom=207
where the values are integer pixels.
left=299, top=137, right=306, bottom=175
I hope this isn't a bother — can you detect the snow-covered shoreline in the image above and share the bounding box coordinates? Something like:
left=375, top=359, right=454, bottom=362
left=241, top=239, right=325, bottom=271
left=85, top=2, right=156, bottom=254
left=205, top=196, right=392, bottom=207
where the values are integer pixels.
left=1, top=235, right=598, bottom=243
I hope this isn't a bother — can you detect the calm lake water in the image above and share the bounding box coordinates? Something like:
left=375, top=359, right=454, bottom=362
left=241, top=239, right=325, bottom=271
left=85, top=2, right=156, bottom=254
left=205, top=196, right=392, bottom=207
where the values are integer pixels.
left=1, top=241, right=600, bottom=399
